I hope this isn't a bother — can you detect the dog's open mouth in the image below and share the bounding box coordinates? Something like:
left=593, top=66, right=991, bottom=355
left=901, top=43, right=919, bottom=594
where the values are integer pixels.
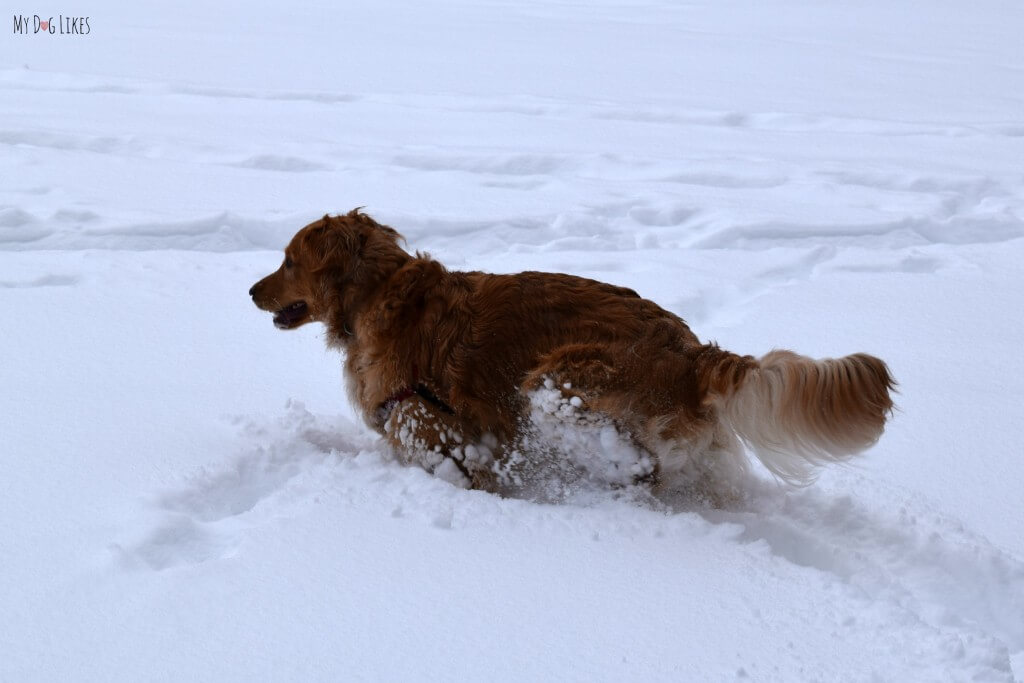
left=273, top=301, right=308, bottom=329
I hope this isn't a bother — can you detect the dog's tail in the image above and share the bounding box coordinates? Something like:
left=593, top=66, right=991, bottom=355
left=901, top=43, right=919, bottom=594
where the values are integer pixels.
left=696, top=346, right=896, bottom=484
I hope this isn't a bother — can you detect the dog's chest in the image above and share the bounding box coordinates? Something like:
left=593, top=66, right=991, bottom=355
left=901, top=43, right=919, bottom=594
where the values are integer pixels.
left=342, top=342, right=404, bottom=428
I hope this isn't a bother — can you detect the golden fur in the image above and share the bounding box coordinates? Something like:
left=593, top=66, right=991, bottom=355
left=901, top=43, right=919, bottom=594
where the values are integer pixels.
left=250, top=209, right=896, bottom=498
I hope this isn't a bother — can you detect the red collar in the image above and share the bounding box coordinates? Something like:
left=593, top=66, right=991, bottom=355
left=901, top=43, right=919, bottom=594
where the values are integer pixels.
left=383, top=385, right=417, bottom=407
left=377, top=365, right=455, bottom=419
left=380, top=364, right=421, bottom=419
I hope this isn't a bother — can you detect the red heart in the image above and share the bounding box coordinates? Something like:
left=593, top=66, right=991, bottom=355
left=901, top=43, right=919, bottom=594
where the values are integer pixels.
left=40, top=20, right=49, bottom=30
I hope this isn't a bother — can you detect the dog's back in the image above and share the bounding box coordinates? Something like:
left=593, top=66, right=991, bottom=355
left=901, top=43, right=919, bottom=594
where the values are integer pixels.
left=362, top=262, right=704, bottom=438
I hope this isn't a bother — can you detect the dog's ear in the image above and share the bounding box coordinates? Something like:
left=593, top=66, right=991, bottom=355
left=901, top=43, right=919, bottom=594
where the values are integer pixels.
left=302, top=217, right=358, bottom=273
left=346, top=208, right=404, bottom=246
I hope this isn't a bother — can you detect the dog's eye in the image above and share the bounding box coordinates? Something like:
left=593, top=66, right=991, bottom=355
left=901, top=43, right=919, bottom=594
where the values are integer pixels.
left=284, top=257, right=293, bottom=269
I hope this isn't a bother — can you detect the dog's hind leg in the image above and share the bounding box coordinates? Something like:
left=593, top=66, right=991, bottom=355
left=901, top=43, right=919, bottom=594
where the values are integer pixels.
left=519, top=344, right=667, bottom=487
left=382, top=396, right=497, bottom=491
left=522, top=342, right=704, bottom=431
left=521, top=343, right=780, bottom=506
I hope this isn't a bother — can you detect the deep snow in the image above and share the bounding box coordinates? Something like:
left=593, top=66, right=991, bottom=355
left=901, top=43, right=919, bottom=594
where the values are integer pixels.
left=2, top=0, right=1024, bottom=680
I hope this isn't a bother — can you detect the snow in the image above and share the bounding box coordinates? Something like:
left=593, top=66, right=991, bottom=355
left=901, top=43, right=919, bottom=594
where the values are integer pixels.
left=2, top=0, right=1024, bottom=680
left=523, top=380, right=656, bottom=491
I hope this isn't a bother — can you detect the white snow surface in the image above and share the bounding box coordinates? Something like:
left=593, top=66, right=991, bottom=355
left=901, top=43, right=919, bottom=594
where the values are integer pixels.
left=3, top=0, right=1024, bottom=680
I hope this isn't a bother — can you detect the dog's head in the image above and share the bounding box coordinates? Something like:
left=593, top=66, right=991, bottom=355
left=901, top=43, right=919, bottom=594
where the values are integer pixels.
left=249, top=209, right=405, bottom=331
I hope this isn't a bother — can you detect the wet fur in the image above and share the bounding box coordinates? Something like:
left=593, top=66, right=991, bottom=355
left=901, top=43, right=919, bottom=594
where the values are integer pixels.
left=250, top=210, right=896, bottom=497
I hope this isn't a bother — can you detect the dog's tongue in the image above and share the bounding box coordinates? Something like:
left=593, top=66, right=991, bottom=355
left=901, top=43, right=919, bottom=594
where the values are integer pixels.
left=273, top=301, right=307, bottom=328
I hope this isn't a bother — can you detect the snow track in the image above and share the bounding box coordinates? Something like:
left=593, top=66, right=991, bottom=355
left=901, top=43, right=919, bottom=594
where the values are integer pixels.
left=3, top=0, right=1023, bottom=679
left=108, top=404, right=1023, bottom=681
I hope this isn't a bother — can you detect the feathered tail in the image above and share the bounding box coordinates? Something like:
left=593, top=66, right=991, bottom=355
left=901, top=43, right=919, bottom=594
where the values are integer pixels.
left=696, top=346, right=896, bottom=484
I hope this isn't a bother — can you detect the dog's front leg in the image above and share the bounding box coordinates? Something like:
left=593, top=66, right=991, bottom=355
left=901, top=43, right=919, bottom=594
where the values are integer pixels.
left=382, top=396, right=497, bottom=491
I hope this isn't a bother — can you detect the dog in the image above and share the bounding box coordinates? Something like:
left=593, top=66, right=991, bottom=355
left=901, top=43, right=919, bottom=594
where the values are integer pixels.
left=250, top=209, right=895, bottom=501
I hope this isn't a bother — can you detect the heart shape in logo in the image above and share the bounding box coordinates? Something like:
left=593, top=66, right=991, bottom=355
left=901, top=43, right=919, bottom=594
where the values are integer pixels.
left=40, top=20, right=49, bottom=30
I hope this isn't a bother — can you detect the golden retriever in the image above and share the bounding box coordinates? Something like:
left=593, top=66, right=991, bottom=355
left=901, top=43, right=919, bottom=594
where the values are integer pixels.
left=250, top=209, right=895, bottom=500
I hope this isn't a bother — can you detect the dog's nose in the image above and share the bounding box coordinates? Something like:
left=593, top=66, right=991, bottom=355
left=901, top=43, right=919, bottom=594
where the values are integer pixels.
left=249, top=283, right=258, bottom=297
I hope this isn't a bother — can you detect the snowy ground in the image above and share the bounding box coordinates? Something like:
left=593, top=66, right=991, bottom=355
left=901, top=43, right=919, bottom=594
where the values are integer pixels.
left=3, top=1, right=1024, bottom=680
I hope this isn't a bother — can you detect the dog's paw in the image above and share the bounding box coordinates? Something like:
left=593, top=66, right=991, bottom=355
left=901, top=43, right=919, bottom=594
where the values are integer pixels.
left=432, top=458, right=471, bottom=488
